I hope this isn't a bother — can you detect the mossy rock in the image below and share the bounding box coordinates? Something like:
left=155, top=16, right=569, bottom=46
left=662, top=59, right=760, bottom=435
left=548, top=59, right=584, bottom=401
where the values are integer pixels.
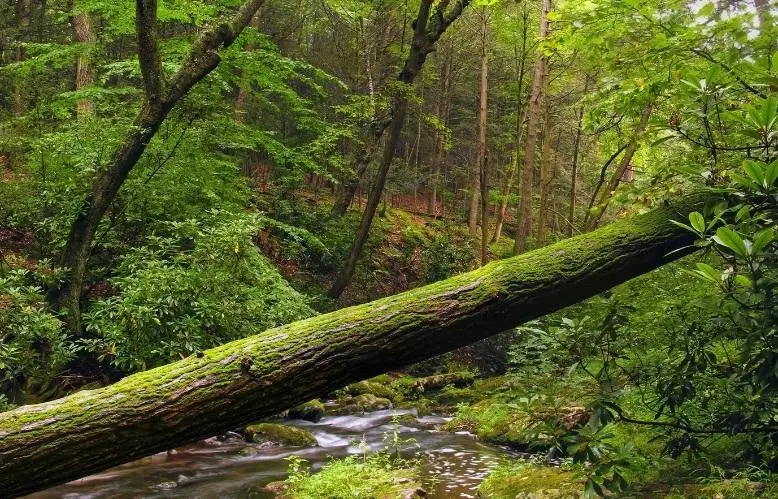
left=341, top=380, right=402, bottom=403
left=479, top=463, right=583, bottom=498
left=332, top=393, right=393, bottom=414
left=433, top=386, right=479, bottom=407
left=473, top=376, right=513, bottom=394
left=244, top=423, right=317, bottom=447
left=287, top=399, right=325, bottom=423
left=396, top=397, right=438, bottom=417
left=445, top=399, right=581, bottom=450
left=394, top=413, right=418, bottom=426
left=392, top=373, right=475, bottom=401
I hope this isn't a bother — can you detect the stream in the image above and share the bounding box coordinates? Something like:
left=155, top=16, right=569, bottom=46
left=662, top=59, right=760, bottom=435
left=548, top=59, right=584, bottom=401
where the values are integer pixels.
left=26, top=409, right=519, bottom=499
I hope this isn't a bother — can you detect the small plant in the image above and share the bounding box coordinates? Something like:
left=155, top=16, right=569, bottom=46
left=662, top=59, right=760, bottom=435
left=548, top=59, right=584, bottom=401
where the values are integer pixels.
left=383, top=415, right=419, bottom=457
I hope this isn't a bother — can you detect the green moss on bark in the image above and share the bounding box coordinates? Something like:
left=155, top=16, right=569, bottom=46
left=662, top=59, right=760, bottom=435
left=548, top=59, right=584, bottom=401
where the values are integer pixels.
left=0, top=194, right=710, bottom=496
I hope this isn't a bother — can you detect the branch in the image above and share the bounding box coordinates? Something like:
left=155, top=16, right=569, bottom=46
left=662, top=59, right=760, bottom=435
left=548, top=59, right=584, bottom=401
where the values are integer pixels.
left=691, top=49, right=768, bottom=100
left=584, top=143, right=629, bottom=224
left=166, top=0, right=267, bottom=105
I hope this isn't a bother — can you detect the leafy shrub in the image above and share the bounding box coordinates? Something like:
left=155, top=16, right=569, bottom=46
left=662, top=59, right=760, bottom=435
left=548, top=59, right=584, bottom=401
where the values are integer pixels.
left=0, top=267, right=71, bottom=397
left=419, top=228, right=476, bottom=283
left=83, top=212, right=315, bottom=371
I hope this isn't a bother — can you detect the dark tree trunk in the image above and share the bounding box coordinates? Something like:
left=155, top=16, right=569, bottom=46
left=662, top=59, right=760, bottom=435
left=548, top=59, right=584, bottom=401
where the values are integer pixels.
left=332, top=122, right=387, bottom=216
left=568, top=97, right=585, bottom=236
left=537, top=106, right=554, bottom=242
left=477, top=7, right=489, bottom=265
left=428, top=40, right=453, bottom=217
left=0, top=194, right=709, bottom=497
left=328, top=0, right=472, bottom=299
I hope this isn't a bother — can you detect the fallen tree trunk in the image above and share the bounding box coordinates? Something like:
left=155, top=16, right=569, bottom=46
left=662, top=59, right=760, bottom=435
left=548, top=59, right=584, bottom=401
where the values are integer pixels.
left=0, top=194, right=707, bottom=496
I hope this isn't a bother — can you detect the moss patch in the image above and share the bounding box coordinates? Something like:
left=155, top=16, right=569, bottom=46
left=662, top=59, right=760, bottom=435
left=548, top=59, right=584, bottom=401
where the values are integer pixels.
left=341, top=380, right=403, bottom=403
left=287, top=399, right=325, bottom=422
left=433, top=386, right=479, bottom=406
left=332, top=394, right=393, bottom=414
left=244, top=423, right=317, bottom=447
left=283, top=454, right=423, bottom=499
left=479, top=462, right=583, bottom=498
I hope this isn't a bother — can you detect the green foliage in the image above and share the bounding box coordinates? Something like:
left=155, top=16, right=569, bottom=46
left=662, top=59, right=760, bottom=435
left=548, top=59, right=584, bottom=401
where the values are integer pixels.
left=0, top=268, right=71, bottom=394
left=419, top=225, right=477, bottom=283
left=479, top=460, right=583, bottom=498
left=283, top=453, right=419, bottom=499
left=83, top=212, right=314, bottom=371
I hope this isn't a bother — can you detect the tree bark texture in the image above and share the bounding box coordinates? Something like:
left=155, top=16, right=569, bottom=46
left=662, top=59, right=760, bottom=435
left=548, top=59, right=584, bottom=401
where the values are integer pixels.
left=70, top=8, right=97, bottom=117
left=514, top=0, right=550, bottom=253
left=537, top=107, right=554, bottom=242
left=428, top=41, right=453, bottom=217
left=0, top=194, right=709, bottom=497
left=477, top=8, right=489, bottom=265
left=568, top=99, right=585, bottom=236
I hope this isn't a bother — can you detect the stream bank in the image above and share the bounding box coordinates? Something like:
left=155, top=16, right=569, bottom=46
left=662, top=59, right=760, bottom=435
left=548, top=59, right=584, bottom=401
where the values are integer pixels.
left=26, top=409, right=517, bottom=499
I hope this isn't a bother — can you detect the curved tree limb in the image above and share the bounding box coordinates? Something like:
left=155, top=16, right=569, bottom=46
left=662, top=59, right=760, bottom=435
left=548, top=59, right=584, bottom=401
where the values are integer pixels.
left=55, top=0, right=268, bottom=332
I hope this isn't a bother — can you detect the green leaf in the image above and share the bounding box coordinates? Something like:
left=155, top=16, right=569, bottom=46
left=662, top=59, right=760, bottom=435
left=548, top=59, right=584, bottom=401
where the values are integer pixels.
left=670, top=220, right=696, bottom=234
left=760, top=95, right=777, bottom=128
left=696, top=2, right=714, bottom=17
left=689, top=212, right=705, bottom=234
left=766, top=159, right=778, bottom=187
left=744, top=160, right=765, bottom=187
left=690, top=263, right=721, bottom=283
left=735, top=274, right=753, bottom=289
left=752, top=228, right=775, bottom=254
left=713, top=227, right=748, bottom=257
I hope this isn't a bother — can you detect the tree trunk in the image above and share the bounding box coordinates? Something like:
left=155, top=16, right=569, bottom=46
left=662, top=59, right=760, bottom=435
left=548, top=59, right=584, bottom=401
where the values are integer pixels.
left=70, top=8, right=97, bottom=117
left=492, top=155, right=517, bottom=243
left=585, top=100, right=653, bottom=231
left=11, top=0, right=31, bottom=116
left=468, top=161, right=480, bottom=235
left=0, top=194, right=709, bottom=497
left=428, top=43, right=453, bottom=217
left=754, top=0, right=774, bottom=72
left=537, top=106, right=554, bottom=243
left=332, top=14, right=392, bottom=217
left=492, top=2, right=529, bottom=243
left=328, top=0, right=472, bottom=299
left=583, top=143, right=630, bottom=229
left=568, top=98, right=585, bottom=236
left=478, top=7, right=489, bottom=265
left=514, top=0, right=551, bottom=253
left=332, top=142, right=379, bottom=216
left=53, top=0, right=270, bottom=331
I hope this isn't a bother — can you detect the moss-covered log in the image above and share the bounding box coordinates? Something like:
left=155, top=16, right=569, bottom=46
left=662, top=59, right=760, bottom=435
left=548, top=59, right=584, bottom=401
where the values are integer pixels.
left=0, top=195, right=706, bottom=496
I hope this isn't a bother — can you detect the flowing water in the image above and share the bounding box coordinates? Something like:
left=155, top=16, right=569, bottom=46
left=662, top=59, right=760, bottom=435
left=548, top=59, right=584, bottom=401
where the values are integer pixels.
left=26, top=409, right=519, bottom=499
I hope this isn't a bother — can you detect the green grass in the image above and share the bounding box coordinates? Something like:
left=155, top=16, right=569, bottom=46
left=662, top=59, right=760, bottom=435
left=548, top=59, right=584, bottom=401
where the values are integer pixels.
left=284, top=453, right=420, bottom=499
